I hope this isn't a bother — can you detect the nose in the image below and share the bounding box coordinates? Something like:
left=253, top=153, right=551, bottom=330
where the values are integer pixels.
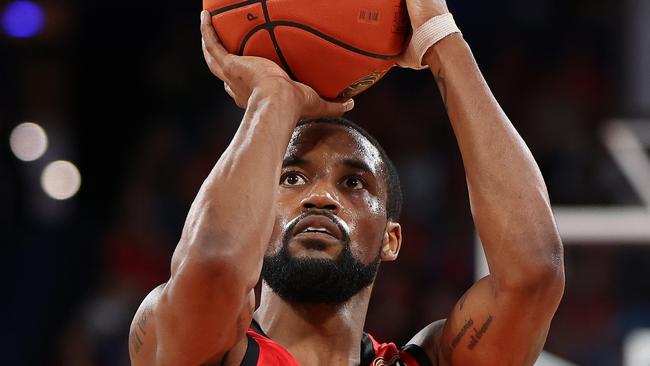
left=300, top=182, right=341, bottom=214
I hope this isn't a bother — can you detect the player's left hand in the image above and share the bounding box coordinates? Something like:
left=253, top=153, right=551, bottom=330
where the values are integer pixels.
left=404, top=0, right=449, bottom=30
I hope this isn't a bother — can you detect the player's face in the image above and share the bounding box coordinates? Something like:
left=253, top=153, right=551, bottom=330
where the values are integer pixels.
left=261, top=124, right=399, bottom=304
left=273, top=123, right=389, bottom=264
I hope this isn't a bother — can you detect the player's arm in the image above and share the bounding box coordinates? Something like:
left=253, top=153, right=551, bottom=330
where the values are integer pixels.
left=129, top=11, right=353, bottom=366
left=429, top=34, right=564, bottom=365
left=404, top=9, right=565, bottom=366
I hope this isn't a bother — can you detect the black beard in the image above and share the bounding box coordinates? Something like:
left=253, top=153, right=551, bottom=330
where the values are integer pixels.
left=261, top=211, right=380, bottom=305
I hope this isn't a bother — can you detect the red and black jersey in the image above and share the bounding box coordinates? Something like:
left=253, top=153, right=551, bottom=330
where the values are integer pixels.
left=239, top=320, right=433, bottom=366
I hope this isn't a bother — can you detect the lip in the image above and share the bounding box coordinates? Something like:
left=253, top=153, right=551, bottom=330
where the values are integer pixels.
left=292, top=215, right=343, bottom=241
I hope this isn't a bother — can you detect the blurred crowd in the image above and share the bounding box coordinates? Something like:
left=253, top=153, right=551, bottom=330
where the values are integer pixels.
left=2, top=0, right=649, bottom=365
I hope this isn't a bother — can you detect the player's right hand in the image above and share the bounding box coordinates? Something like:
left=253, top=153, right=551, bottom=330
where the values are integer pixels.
left=200, top=10, right=353, bottom=118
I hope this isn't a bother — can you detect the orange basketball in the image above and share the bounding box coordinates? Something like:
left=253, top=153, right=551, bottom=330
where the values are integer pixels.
left=203, top=0, right=409, bottom=98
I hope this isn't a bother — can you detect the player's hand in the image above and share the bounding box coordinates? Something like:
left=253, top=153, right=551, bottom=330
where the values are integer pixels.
left=200, top=11, right=353, bottom=118
left=404, top=0, right=449, bottom=30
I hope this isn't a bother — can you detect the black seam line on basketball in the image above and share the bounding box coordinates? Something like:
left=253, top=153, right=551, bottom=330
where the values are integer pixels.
left=238, top=24, right=265, bottom=55
left=259, top=0, right=297, bottom=79
left=241, top=21, right=400, bottom=60
left=209, top=0, right=261, bottom=17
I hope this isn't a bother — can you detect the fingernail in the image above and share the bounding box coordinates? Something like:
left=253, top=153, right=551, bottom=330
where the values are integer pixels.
left=343, top=99, right=354, bottom=112
left=200, top=10, right=208, bottom=23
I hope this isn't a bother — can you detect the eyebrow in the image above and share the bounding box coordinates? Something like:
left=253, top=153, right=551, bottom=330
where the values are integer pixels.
left=282, top=155, right=375, bottom=175
left=342, top=158, right=374, bottom=175
left=282, top=154, right=309, bottom=167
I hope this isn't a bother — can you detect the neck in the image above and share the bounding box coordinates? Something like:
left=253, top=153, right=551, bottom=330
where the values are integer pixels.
left=254, top=282, right=374, bottom=366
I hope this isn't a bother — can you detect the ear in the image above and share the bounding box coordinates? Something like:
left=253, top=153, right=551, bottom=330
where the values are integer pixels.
left=380, top=221, right=402, bottom=262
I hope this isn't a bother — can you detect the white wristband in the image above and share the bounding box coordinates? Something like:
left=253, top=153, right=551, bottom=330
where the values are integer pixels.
left=397, top=13, right=462, bottom=70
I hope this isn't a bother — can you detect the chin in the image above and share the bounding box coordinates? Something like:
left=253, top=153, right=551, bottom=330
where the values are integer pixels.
left=287, top=238, right=344, bottom=259
left=261, top=243, right=380, bottom=305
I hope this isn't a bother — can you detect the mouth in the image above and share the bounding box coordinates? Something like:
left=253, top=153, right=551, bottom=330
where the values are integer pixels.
left=292, top=214, right=343, bottom=241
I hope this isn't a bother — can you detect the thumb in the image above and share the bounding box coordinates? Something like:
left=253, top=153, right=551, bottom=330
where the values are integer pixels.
left=305, top=98, right=355, bottom=118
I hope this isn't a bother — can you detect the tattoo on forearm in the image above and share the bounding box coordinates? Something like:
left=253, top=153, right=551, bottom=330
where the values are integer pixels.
left=129, top=308, right=153, bottom=357
left=434, top=70, right=448, bottom=108
left=467, top=315, right=493, bottom=350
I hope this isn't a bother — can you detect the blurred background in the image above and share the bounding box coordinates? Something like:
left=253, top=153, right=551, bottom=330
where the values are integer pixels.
left=2, top=0, right=650, bottom=365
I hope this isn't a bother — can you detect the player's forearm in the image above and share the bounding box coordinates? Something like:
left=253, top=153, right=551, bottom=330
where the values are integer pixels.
left=140, top=91, right=301, bottom=366
left=175, top=88, right=300, bottom=278
left=425, top=35, right=563, bottom=287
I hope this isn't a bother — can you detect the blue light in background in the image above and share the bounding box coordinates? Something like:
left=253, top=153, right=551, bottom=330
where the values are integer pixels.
left=2, top=1, right=45, bottom=38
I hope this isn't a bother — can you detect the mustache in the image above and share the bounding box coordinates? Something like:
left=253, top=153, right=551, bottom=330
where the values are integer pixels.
left=283, top=210, right=351, bottom=244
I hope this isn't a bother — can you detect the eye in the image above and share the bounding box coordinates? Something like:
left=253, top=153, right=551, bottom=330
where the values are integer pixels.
left=343, top=175, right=365, bottom=190
left=281, top=172, right=307, bottom=186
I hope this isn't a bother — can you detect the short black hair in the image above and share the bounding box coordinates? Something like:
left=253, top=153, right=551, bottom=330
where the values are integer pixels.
left=296, top=117, right=402, bottom=221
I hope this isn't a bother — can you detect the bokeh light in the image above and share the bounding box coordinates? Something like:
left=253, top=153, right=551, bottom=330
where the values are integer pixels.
left=9, top=122, right=48, bottom=161
left=1, top=1, right=45, bottom=38
left=41, top=160, right=81, bottom=200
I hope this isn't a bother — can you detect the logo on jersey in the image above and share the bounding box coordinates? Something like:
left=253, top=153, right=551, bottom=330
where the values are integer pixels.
left=373, top=355, right=405, bottom=366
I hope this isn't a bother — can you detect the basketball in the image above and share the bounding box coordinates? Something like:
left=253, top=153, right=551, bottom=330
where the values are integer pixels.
left=203, top=0, right=409, bottom=98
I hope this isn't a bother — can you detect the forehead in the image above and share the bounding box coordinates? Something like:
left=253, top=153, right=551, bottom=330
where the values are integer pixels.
left=285, top=124, right=383, bottom=172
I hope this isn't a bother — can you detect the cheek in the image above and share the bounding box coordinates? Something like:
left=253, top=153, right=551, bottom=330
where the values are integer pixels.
left=266, top=218, right=283, bottom=255
left=267, top=202, right=292, bottom=255
left=269, top=186, right=309, bottom=255
left=349, top=195, right=387, bottom=258
left=366, top=196, right=384, bottom=216
left=359, top=191, right=386, bottom=221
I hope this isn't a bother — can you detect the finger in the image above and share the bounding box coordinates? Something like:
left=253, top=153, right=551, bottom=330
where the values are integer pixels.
left=202, top=39, right=225, bottom=78
left=200, top=10, right=228, bottom=63
left=306, top=97, right=355, bottom=118
left=298, top=83, right=355, bottom=117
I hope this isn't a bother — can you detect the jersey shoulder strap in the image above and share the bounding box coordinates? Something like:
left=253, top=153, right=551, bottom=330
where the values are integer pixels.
left=243, top=319, right=300, bottom=365
left=401, top=343, right=434, bottom=366
left=239, top=332, right=260, bottom=366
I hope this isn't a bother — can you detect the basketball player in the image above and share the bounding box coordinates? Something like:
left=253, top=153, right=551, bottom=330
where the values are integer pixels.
left=129, top=0, right=565, bottom=364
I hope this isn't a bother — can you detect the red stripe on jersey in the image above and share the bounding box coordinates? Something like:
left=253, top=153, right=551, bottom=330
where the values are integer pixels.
left=247, top=329, right=300, bottom=365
